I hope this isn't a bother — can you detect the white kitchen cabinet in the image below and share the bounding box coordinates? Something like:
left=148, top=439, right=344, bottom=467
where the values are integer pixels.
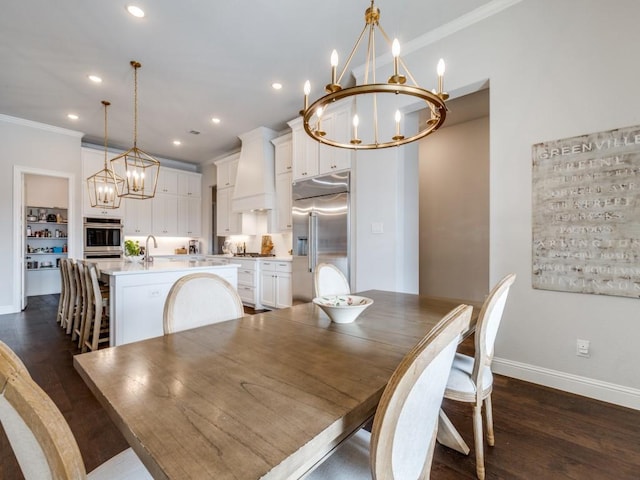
left=156, top=168, right=179, bottom=195
left=124, top=198, right=152, bottom=235
left=152, top=194, right=178, bottom=236
left=178, top=172, right=202, bottom=197
left=178, top=196, right=201, bottom=237
left=275, top=173, right=292, bottom=232
left=288, top=118, right=319, bottom=181
left=216, top=187, right=241, bottom=235
left=235, top=258, right=263, bottom=309
left=319, top=106, right=352, bottom=174
left=273, top=133, right=293, bottom=175
left=216, top=154, right=239, bottom=189
left=82, top=147, right=125, bottom=218
left=260, top=260, right=292, bottom=309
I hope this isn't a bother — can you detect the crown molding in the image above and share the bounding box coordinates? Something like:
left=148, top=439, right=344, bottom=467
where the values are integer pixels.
left=352, top=0, right=524, bottom=78
left=0, top=114, right=84, bottom=138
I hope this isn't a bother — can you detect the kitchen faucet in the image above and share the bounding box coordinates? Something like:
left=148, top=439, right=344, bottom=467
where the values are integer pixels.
left=145, top=235, right=157, bottom=263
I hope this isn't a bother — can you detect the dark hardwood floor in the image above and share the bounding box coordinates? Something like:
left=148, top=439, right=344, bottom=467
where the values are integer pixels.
left=1, top=295, right=639, bottom=479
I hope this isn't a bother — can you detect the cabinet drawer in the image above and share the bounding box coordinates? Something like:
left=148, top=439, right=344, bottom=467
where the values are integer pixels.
left=238, top=270, right=256, bottom=285
left=237, top=285, right=255, bottom=304
left=275, top=262, right=292, bottom=273
left=234, top=259, right=256, bottom=270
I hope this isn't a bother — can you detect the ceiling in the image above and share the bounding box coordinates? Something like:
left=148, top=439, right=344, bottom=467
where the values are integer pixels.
left=0, top=0, right=492, bottom=166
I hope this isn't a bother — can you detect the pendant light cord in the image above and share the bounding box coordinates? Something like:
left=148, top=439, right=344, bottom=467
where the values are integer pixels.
left=102, top=100, right=110, bottom=169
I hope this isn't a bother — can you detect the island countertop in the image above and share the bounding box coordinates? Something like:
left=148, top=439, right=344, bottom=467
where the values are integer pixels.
left=95, top=258, right=240, bottom=276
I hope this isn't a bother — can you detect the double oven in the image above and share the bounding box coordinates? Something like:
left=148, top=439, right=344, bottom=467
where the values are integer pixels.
left=83, top=217, right=124, bottom=259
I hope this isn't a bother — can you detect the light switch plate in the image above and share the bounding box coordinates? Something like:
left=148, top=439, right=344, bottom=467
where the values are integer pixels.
left=371, top=222, right=384, bottom=234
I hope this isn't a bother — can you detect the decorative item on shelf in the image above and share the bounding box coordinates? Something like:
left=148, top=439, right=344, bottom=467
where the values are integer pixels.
left=300, top=0, right=448, bottom=150
left=110, top=61, right=160, bottom=200
left=87, top=100, right=124, bottom=209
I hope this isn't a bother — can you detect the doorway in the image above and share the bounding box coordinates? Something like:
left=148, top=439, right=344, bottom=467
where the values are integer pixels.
left=418, top=89, right=490, bottom=302
left=13, top=166, right=75, bottom=311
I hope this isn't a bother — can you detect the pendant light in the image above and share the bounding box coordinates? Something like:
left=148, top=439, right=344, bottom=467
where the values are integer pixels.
left=86, top=100, right=124, bottom=209
left=110, top=60, right=160, bottom=200
left=300, top=0, right=449, bottom=150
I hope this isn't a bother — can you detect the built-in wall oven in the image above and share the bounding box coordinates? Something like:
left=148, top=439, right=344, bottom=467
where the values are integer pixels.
left=83, top=217, right=123, bottom=259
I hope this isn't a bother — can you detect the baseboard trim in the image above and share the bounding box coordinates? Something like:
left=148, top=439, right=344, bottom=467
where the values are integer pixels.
left=0, top=305, right=18, bottom=315
left=492, top=357, right=640, bottom=411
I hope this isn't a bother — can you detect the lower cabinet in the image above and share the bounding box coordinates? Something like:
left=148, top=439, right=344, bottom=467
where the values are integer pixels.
left=259, top=261, right=292, bottom=309
left=235, top=259, right=261, bottom=309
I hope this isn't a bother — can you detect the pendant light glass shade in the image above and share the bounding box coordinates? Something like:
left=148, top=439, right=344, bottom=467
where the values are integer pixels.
left=110, top=61, right=160, bottom=200
left=87, top=101, right=124, bottom=209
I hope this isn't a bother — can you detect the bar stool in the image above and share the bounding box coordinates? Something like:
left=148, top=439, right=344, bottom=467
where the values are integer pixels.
left=71, top=260, right=89, bottom=345
left=81, top=264, right=110, bottom=352
left=57, top=258, right=69, bottom=326
left=62, top=258, right=77, bottom=333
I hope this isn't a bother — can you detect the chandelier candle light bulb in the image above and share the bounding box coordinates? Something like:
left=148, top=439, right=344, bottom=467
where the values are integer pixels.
left=437, top=58, right=448, bottom=99
left=393, top=110, right=404, bottom=141
left=326, top=50, right=341, bottom=93
left=303, top=80, right=311, bottom=112
left=316, top=106, right=326, bottom=137
left=351, top=114, right=361, bottom=145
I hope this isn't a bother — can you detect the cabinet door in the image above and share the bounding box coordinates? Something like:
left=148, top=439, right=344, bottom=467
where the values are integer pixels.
left=319, top=107, right=352, bottom=174
left=259, top=270, right=276, bottom=307
left=292, top=124, right=319, bottom=181
left=274, top=137, right=293, bottom=175
left=152, top=194, right=178, bottom=236
left=216, top=158, right=239, bottom=189
left=276, top=273, right=292, bottom=308
left=275, top=173, right=292, bottom=232
left=82, top=148, right=125, bottom=218
left=124, top=198, right=152, bottom=235
left=178, top=172, right=202, bottom=197
left=216, top=188, right=241, bottom=235
left=178, top=196, right=201, bottom=237
left=157, top=168, right=179, bottom=195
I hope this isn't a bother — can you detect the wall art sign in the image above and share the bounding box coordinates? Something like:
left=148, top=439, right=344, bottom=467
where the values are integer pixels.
left=532, top=124, right=640, bottom=298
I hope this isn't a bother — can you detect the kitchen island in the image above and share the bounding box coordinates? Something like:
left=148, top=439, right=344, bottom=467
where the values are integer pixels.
left=95, top=258, right=239, bottom=346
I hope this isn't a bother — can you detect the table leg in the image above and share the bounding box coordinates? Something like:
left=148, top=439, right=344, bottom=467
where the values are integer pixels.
left=437, top=409, right=470, bottom=455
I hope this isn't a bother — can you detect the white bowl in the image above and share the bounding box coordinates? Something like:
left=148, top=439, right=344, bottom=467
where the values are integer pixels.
left=313, top=295, right=374, bottom=324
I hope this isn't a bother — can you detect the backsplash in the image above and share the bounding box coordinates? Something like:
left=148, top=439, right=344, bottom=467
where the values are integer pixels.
left=125, top=236, right=201, bottom=256
left=225, top=232, right=292, bottom=256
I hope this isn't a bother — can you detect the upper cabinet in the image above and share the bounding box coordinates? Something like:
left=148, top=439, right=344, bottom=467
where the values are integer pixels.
left=178, top=172, right=202, bottom=197
left=216, top=155, right=239, bottom=189
left=288, top=102, right=352, bottom=182
left=272, top=133, right=293, bottom=232
left=156, top=168, right=179, bottom=195
left=81, top=147, right=125, bottom=218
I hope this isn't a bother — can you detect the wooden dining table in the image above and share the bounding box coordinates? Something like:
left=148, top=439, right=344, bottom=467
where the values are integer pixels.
left=74, top=290, right=479, bottom=480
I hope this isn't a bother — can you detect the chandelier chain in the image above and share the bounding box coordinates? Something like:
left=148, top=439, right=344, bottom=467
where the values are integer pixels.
left=102, top=100, right=109, bottom=169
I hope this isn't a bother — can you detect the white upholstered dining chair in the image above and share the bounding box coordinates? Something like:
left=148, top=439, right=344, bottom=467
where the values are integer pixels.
left=313, top=263, right=350, bottom=297
left=443, top=273, right=516, bottom=480
left=163, top=272, right=244, bottom=334
left=305, top=304, right=473, bottom=480
left=0, top=341, right=152, bottom=479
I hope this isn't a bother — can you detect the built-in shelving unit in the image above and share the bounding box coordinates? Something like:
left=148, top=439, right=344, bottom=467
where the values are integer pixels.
left=25, top=206, right=67, bottom=295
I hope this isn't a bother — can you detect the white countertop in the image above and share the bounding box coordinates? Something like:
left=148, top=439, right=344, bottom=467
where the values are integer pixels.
left=207, top=254, right=293, bottom=262
left=94, top=258, right=240, bottom=276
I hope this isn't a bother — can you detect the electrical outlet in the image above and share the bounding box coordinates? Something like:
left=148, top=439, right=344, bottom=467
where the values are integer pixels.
left=576, top=339, right=590, bottom=358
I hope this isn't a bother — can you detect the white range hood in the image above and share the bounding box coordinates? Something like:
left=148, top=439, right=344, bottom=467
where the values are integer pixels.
left=232, top=126, right=278, bottom=213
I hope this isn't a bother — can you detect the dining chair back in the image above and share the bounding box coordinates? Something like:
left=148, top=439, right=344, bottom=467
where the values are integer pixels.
left=163, top=273, right=244, bottom=334
left=61, top=258, right=77, bottom=332
left=306, top=304, right=473, bottom=479
left=444, top=273, right=516, bottom=480
left=0, top=340, right=29, bottom=377
left=314, top=263, right=350, bottom=297
left=0, top=343, right=152, bottom=479
left=71, top=260, right=88, bottom=343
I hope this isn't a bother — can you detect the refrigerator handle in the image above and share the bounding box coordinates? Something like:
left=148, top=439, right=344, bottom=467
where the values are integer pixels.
left=309, top=212, right=318, bottom=272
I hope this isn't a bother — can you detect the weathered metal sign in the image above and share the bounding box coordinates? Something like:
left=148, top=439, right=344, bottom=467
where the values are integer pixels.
left=532, top=125, right=640, bottom=298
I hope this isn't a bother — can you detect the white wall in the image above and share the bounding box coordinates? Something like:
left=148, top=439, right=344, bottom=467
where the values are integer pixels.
left=419, top=114, right=490, bottom=302
left=401, top=0, right=640, bottom=407
left=0, top=115, right=82, bottom=312
left=25, top=175, right=68, bottom=209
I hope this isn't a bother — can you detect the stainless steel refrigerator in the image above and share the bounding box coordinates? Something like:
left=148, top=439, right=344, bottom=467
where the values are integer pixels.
left=292, top=171, right=350, bottom=303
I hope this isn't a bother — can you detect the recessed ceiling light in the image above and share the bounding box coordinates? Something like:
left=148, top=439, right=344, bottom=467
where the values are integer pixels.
left=126, top=5, right=145, bottom=18
left=272, top=82, right=283, bottom=90
left=88, top=74, right=102, bottom=83
left=67, top=113, right=79, bottom=120
left=173, top=140, right=181, bottom=146
left=211, top=118, right=221, bottom=124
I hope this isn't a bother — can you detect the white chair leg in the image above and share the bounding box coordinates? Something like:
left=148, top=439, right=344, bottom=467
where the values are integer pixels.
left=473, top=404, right=485, bottom=480
left=484, top=394, right=494, bottom=446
